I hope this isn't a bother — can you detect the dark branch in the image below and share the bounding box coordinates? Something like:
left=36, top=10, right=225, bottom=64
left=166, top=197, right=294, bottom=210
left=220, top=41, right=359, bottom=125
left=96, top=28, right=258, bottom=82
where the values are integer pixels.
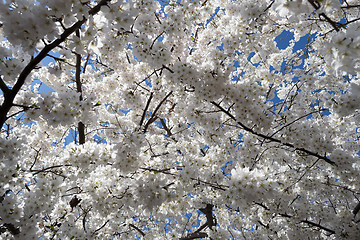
left=82, top=211, right=88, bottom=232
left=78, top=122, right=85, bottom=145
left=270, top=109, right=328, bottom=138
left=149, top=91, right=173, bottom=119
left=211, top=101, right=337, bottom=166
left=353, top=202, right=360, bottom=215
left=201, top=0, right=209, bottom=7
left=69, top=195, right=82, bottom=211
left=180, top=204, right=216, bottom=239
left=139, top=92, right=154, bottom=128
left=75, top=29, right=85, bottom=145
left=341, top=4, right=360, bottom=8
left=30, top=164, right=72, bottom=175
left=75, top=32, right=83, bottom=100
left=319, top=13, right=339, bottom=31
left=254, top=202, right=270, bottom=211
left=160, top=118, right=172, bottom=136
left=308, top=0, right=339, bottom=31
left=129, top=224, right=145, bottom=236
left=263, top=0, right=275, bottom=12
left=0, top=75, right=10, bottom=95
left=300, top=220, right=336, bottom=234
left=6, top=104, right=40, bottom=119
left=256, top=203, right=336, bottom=235
left=29, top=148, right=41, bottom=171
left=83, top=54, right=90, bottom=74
left=308, top=0, right=320, bottom=9
left=179, top=231, right=208, bottom=240
left=154, top=12, right=162, bottom=24
left=0, top=0, right=111, bottom=129
left=162, top=64, right=174, bottom=74
left=92, top=220, right=109, bottom=235
left=199, top=204, right=216, bottom=229
left=143, top=91, right=173, bottom=132
left=341, top=17, right=360, bottom=27
left=149, top=31, right=165, bottom=50
left=46, top=53, right=66, bottom=62
left=141, top=167, right=227, bottom=190
left=2, top=223, right=20, bottom=235
left=190, top=177, right=227, bottom=191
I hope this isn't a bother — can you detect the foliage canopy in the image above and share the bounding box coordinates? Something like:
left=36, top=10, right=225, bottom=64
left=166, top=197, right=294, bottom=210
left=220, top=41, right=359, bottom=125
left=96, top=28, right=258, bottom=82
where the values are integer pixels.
left=0, top=0, right=360, bottom=239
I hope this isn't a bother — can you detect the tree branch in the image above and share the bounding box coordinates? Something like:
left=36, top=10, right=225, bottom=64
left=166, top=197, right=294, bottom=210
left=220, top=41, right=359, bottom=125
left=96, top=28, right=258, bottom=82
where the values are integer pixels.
left=0, top=75, right=10, bottom=95
left=319, top=13, right=339, bottom=31
left=341, top=4, right=360, bottom=9
left=6, top=105, right=40, bottom=119
left=149, top=31, right=165, bottom=50
left=353, top=202, right=360, bottom=215
left=81, top=207, right=91, bottom=233
left=160, top=118, right=172, bottom=136
left=308, top=0, right=339, bottom=31
left=211, top=101, right=337, bottom=166
left=179, top=204, right=216, bottom=240
left=129, top=224, right=145, bottom=237
left=256, top=204, right=336, bottom=235
left=2, top=223, right=20, bottom=235
left=83, top=54, right=90, bottom=74
left=179, top=231, right=208, bottom=240
left=300, top=220, right=336, bottom=234
left=141, top=167, right=227, bottom=190
left=199, top=204, right=216, bottom=230
left=143, top=91, right=173, bottom=132
left=30, top=164, right=72, bottom=175
left=270, top=109, right=328, bottom=138
left=139, top=92, right=153, bottom=128
left=75, top=29, right=85, bottom=145
left=92, top=220, right=109, bottom=235
left=0, top=0, right=111, bottom=129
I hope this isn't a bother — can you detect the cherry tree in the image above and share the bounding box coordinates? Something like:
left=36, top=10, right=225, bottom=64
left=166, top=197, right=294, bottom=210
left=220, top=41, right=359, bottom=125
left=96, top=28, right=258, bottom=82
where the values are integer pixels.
left=0, top=0, right=359, bottom=239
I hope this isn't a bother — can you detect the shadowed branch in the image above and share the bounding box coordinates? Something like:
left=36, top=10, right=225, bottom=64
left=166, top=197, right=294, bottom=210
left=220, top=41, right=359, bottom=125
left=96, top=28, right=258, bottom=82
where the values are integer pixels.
left=0, top=0, right=111, bottom=129
left=211, top=101, right=337, bottom=166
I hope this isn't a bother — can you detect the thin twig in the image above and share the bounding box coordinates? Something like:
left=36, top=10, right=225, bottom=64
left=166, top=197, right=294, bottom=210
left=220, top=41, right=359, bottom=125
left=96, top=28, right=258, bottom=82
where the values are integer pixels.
left=143, top=91, right=173, bottom=132
left=154, top=12, right=162, bottom=24
left=139, top=92, right=154, bottom=128
left=29, top=148, right=42, bottom=171
left=159, top=118, right=172, bottom=136
left=270, top=109, right=328, bottom=138
left=82, top=54, right=90, bottom=74
left=150, top=31, right=165, bottom=50
left=129, top=224, right=145, bottom=237
left=141, top=167, right=227, bottom=190
left=31, top=164, right=73, bottom=175
left=300, top=220, right=336, bottom=234
left=75, top=29, right=85, bottom=145
left=92, top=220, right=110, bottom=235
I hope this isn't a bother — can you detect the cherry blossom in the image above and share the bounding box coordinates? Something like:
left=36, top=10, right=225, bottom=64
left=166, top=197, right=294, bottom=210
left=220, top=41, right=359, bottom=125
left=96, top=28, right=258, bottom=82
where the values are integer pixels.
left=0, top=0, right=359, bottom=239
